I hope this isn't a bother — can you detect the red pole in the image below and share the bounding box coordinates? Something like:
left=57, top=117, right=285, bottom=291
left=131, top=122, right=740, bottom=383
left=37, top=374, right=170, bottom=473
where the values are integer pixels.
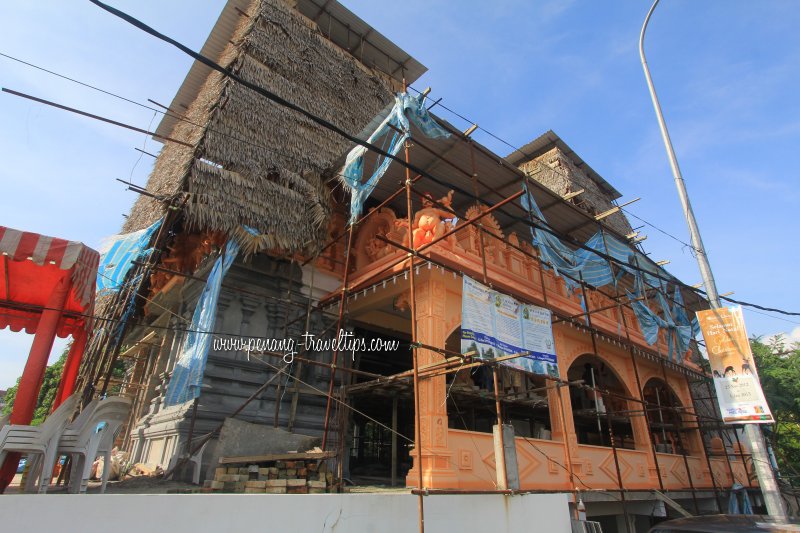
left=0, top=271, right=72, bottom=492
left=53, top=327, right=87, bottom=409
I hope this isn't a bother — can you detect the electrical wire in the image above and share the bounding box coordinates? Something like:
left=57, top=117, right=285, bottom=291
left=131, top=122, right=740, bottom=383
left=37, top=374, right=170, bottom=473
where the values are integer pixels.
left=407, top=82, right=703, bottom=256
left=0, top=51, right=162, bottom=114
left=4, top=15, right=797, bottom=335
left=619, top=207, right=698, bottom=253
left=4, top=48, right=793, bottom=321
left=127, top=109, right=158, bottom=186
left=0, top=52, right=773, bottom=348
left=406, top=86, right=800, bottom=322
left=84, top=1, right=800, bottom=320
left=0, top=295, right=742, bottom=495
left=0, top=51, right=373, bottom=188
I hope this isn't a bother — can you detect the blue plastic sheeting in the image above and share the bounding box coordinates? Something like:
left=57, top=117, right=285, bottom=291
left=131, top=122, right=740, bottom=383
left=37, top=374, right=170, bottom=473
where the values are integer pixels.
left=164, top=238, right=240, bottom=407
left=626, top=286, right=696, bottom=361
left=96, top=219, right=162, bottom=292
left=520, top=184, right=696, bottom=360
left=341, top=92, right=450, bottom=224
left=521, top=184, right=631, bottom=291
left=626, top=290, right=663, bottom=344
left=728, top=483, right=754, bottom=514
left=520, top=185, right=609, bottom=291
left=671, top=286, right=700, bottom=356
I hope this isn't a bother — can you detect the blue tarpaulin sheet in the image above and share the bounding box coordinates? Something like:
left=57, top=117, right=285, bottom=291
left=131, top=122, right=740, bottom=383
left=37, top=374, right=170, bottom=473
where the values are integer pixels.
left=521, top=184, right=695, bottom=360
left=341, top=92, right=450, bottom=225
left=96, top=219, right=162, bottom=292
left=164, top=238, right=240, bottom=406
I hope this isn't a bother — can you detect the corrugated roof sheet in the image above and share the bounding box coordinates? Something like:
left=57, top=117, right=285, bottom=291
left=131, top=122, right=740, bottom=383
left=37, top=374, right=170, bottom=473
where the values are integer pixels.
left=296, top=0, right=426, bottom=83
left=505, top=130, right=622, bottom=200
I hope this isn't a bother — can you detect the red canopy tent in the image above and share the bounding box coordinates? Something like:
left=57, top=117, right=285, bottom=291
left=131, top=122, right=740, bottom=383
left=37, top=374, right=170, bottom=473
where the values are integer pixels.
left=0, top=225, right=99, bottom=490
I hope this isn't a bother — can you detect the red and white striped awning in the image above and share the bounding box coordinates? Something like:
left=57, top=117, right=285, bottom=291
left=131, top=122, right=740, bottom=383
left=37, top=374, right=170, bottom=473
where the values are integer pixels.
left=0, top=226, right=99, bottom=336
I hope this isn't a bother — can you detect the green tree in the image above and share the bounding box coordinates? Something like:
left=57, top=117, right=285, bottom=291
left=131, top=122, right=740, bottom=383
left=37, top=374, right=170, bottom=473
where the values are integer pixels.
left=750, top=335, right=800, bottom=477
left=3, top=345, right=129, bottom=422
left=2, top=346, right=68, bottom=425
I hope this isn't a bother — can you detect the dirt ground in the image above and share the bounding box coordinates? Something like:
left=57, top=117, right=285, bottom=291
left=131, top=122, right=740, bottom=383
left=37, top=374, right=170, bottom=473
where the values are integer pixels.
left=86, top=476, right=197, bottom=494
left=6, top=473, right=409, bottom=495
left=4, top=474, right=196, bottom=495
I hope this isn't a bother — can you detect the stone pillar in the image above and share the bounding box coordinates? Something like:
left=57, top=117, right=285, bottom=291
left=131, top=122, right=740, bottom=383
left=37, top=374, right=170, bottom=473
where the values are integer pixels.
left=548, top=385, right=578, bottom=453
left=146, top=318, right=180, bottom=418
left=406, top=270, right=459, bottom=488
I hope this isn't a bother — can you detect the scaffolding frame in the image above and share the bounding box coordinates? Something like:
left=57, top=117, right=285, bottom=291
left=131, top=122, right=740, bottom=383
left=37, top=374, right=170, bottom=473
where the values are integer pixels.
left=75, top=90, right=770, bottom=533
left=299, top=118, right=759, bottom=533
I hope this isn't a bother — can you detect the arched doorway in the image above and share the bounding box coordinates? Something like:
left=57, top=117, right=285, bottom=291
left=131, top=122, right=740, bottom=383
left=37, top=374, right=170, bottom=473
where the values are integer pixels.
left=567, top=354, right=636, bottom=450
left=643, top=378, right=693, bottom=455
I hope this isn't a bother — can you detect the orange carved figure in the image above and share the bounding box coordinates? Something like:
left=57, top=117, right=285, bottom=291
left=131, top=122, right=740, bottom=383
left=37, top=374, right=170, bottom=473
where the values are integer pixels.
left=412, top=190, right=455, bottom=249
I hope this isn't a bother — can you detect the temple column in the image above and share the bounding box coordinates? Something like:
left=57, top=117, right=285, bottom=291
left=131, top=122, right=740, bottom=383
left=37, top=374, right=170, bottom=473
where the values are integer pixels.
left=406, top=269, right=459, bottom=488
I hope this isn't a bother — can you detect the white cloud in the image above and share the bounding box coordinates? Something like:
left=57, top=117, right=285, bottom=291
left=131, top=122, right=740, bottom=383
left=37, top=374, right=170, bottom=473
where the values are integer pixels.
left=762, top=326, right=800, bottom=349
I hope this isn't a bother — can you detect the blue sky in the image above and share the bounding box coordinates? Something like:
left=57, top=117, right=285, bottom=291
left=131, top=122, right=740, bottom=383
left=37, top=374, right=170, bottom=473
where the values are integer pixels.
left=1, top=0, right=798, bottom=388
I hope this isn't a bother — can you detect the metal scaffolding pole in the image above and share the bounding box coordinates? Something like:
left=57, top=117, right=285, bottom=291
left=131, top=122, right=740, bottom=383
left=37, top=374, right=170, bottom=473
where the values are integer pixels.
left=604, top=229, right=667, bottom=493
left=404, top=126, right=426, bottom=533
left=640, top=0, right=785, bottom=517
left=687, top=379, right=725, bottom=513
left=578, top=272, right=631, bottom=532
left=321, top=224, right=355, bottom=451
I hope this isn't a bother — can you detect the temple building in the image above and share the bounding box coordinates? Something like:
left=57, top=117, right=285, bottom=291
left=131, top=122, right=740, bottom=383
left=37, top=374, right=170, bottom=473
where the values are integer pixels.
left=77, top=1, right=759, bottom=531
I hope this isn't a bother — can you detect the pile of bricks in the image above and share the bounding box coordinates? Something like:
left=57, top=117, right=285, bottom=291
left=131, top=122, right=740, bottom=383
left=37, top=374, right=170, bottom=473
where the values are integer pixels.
left=204, top=459, right=334, bottom=494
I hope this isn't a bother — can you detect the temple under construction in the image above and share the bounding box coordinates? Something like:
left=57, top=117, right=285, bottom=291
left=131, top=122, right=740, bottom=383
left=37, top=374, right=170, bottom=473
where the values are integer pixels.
left=72, top=1, right=771, bottom=531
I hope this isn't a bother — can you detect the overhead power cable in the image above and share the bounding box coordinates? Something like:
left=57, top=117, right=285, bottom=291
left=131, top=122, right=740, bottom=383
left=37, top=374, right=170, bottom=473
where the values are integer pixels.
left=41, top=2, right=796, bottom=319
left=1, top=87, right=192, bottom=147
left=413, top=89, right=796, bottom=318
left=4, top=56, right=792, bottom=324
left=0, top=51, right=365, bottom=184
left=411, top=83, right=703, bottom=255
left=405, top=84, right=531, bottom=163
left=0, top=51, right=160, bottom=114
left=407, top=80, right=723, bottom=273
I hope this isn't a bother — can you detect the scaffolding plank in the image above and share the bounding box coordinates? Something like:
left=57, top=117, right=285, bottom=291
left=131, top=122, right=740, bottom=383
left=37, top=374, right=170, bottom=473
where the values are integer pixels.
left=219, top=451, right=335, bottom=464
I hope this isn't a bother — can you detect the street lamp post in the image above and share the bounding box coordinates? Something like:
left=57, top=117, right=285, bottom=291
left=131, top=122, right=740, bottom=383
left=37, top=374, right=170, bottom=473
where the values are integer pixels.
left=639, top=0, right=786, bottom=518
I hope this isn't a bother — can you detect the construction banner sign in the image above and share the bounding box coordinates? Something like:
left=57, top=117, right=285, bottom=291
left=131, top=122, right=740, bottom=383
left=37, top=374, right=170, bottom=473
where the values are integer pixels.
left=696, top=306, right=774, bottom=424
left=461, top=276, right=559, bottom=377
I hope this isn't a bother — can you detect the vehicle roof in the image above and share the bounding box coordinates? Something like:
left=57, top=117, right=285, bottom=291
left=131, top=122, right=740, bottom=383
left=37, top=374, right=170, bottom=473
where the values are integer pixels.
left=650, top=515, right=800, bottom=533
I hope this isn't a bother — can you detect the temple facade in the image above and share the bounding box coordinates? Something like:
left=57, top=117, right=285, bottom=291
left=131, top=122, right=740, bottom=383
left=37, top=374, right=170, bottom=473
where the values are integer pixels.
left=80, top=1, right=758, bottom=530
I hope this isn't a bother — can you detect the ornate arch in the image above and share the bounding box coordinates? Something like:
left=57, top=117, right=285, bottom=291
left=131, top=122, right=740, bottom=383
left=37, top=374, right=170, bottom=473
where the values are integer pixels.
left=352, top=207, right=403, bottom=270
left=566, top=351, right=643, bottom=450
left=457, top=205, right=505, bottom=266
left=568, top=353, right=633, bottom=397
left=642, top=376, right=698, bottom=455
left=638, top=367, right=693, bottom=409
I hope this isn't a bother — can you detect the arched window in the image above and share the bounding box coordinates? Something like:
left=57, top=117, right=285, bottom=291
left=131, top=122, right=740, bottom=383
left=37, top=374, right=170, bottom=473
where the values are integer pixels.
left=446, top=327, right=553, bottom=440
left=643, top=378, right=691, bottom=455
left=567, top=354, right=636, bottom=450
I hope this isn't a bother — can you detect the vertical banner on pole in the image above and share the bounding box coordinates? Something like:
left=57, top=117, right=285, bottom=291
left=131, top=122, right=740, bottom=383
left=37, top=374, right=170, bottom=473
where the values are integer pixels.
left=696, top=306, right=774, bottom=424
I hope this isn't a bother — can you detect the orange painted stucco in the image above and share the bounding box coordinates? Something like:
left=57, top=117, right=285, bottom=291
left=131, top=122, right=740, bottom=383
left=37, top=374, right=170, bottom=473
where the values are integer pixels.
left=326, top=204, right=750, bottom=493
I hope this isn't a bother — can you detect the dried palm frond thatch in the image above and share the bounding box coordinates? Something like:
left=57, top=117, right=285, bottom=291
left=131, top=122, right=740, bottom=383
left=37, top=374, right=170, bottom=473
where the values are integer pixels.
left=121, top=0, right=393, bottom=256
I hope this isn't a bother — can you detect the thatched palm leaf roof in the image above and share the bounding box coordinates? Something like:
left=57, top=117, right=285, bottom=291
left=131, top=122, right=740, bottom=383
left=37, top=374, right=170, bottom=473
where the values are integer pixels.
left=122, top=0, right=393, bottom=255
